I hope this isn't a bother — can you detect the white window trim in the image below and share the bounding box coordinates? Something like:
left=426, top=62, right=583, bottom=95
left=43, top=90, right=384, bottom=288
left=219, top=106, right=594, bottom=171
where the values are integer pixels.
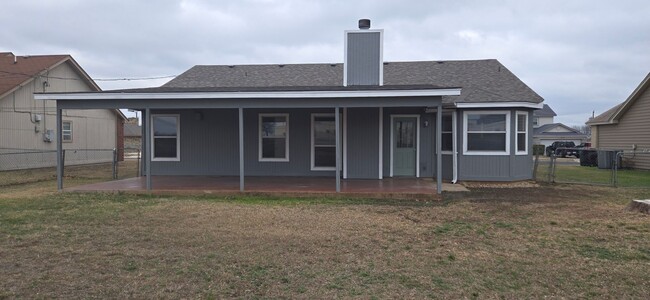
left=151, top=114, right=181, bottom=162
left=311, top=113, right=337, bottom=171
left=516, top=111, right=529, bottom=155
left=389, top=114, right=420, bottom=178
left=440, top=113, right=454, bottom=155
left=462, top=111, right=511, bottom=156
left=62, top=120, right=73, bottom=143
left=258, top=113, right=290, bottom=162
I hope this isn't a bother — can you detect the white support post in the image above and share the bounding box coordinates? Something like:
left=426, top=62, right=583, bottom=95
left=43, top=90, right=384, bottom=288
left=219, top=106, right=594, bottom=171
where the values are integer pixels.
left=56, top=107, right=63, bottom=191
left=335, top=106, right=341, bottom=192
left=378, top=107, right=383, bottom=179
left=239, top=107, right=245, bottom=192
left=145, top=108, right=152, bottom=191
left=436, top=104, right=443, bottom=194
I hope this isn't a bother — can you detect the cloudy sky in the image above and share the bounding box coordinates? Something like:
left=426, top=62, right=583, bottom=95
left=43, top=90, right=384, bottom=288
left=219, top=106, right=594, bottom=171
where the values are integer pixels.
left=2, top=0, right=649, bottom=125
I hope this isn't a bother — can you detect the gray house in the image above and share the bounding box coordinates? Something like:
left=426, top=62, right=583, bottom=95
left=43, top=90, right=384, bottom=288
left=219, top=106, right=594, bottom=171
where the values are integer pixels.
left=37, top=20, right=544, bottom=194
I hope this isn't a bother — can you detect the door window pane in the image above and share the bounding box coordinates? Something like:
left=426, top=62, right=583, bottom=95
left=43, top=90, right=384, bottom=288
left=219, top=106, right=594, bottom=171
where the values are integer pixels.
left=396, top=120, right=415, bottom=148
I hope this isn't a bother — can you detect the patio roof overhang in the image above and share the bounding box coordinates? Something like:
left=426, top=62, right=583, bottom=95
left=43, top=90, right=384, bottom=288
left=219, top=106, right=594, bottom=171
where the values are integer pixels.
left=34, top=87, right=459, bottom=109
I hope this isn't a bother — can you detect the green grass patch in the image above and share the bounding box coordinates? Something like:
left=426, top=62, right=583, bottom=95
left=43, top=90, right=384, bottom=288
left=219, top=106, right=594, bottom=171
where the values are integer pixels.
left=553, top=165, right=650, bottom=187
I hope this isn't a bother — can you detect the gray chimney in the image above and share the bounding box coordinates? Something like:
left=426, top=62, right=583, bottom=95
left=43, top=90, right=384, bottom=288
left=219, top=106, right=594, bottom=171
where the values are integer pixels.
left=344, top=19, right=383, bottom=86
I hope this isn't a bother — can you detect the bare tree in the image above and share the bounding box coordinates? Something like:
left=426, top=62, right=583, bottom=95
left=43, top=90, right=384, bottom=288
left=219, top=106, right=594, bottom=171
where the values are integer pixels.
left=572, top=125, right=591, bottom=135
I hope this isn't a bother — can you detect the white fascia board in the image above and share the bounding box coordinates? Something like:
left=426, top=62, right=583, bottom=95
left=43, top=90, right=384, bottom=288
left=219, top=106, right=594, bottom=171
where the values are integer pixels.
left=34, top=88, right=462, bottom=100
left=454, top=102, right=544, bottom=109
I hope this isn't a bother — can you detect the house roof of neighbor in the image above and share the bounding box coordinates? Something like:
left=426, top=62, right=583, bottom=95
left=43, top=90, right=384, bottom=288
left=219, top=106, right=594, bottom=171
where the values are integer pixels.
left=0, top=52, right=100, bottom=98
left=106, top=59, right=543, bottom=105
left=533, top=123, right=588, bottom=138
left=534, top=104, right=557, bottom=117
left=587, top=72, right=650, bottom=125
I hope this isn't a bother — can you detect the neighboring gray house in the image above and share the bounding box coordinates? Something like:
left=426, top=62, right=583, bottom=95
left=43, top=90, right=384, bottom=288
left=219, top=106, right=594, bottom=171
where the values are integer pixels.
left=587, top=72, right=650, bottom=170
left=37, top=20, right=544, bottom=193
left=532, top=104, right=588, bottom=147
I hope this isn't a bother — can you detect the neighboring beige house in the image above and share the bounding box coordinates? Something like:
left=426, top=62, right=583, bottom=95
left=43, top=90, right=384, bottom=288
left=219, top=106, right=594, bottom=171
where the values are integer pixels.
left=0, top=52, right=125, bottom=170
left=587, top=72, right=650, bottom=170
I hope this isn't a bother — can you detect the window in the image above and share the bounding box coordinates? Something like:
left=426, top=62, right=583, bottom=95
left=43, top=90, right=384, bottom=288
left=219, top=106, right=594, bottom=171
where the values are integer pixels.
left=441, top=114, right=453, bottom=152
left=151, top=114, right=180, bottom=161
left=463, top=111, right=510, bottom=155
left=311, top=114, right=336, bottom=170
left=516, top=111, right=528, bottom=154
left=533, top=117, right=539, bottom=126
left=259, top=114, right=289, bottom=161
left=62, top=121, right=72, bottom=142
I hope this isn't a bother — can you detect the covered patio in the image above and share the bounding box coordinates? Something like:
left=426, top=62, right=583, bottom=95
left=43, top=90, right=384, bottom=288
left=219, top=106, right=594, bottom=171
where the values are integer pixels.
left=37, top=86, right=461, bottom=197
left=66, top=176, right=467, bottom=199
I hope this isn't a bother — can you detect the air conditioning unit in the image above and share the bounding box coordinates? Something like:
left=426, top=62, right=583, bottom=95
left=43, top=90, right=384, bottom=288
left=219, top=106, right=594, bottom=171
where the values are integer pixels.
left=43, top=129, right=54, bottom=142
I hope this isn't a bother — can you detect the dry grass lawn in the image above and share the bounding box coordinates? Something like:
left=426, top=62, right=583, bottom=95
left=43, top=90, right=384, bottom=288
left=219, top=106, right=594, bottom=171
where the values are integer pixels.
left=0, top=182, right=649, bottom=298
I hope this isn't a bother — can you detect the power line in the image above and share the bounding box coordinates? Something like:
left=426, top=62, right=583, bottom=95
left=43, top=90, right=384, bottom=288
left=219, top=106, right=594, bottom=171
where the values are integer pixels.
left=0, top=70, right=176, bottom=82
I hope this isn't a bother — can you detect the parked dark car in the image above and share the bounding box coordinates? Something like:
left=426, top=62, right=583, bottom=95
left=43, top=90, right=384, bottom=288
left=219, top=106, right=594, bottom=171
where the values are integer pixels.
left=546, top=141, right=576, bottom=157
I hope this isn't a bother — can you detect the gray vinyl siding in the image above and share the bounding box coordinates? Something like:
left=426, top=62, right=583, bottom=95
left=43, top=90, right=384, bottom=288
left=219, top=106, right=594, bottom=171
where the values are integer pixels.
left=346, top=108, right=380, bottom=178
left=346, top=31, right=381, bottom=86
left=381, top=107, right=435, bottom=178
left=151, top=108, right=338, bottom=177
left=150, top=109, right=239, bottom=175
left=596, top=87, right=650, bottom=170
left=457, top=109, right=534, bottom=181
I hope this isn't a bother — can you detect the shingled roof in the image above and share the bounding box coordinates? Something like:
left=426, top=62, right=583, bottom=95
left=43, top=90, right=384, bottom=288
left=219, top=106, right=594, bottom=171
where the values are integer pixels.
left=534, top=104, right=557, bottom=117
left=159, top=59, right=543, bottom=104
left=0, top=52, right=101, bottom=98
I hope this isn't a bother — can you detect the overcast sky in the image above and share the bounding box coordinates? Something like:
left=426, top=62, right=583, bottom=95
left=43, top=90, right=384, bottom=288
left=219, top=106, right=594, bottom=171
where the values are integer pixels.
left=2, top=0, right=649, bottom=125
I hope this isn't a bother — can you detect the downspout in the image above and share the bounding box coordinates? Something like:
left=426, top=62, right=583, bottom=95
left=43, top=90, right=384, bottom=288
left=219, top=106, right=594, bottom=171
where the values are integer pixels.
left=452, top=110, right=458, bottom=183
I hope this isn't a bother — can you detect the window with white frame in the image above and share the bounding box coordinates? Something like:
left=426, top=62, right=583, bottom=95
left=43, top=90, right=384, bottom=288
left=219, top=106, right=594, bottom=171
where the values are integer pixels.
left=516, top=112, right=528, bottom=154
left=259, top=114, right=289, bottom=161
left=62, top=121, right=72, bottom=142
left=464, top=111, right=510, bottom=155
left=152, top=114, right=180, bottom=161
left=441, top=114, right=453, bottom=152
left=311, top=114, right=336, bottom=170
left=533, top=117, right=539, bottom=126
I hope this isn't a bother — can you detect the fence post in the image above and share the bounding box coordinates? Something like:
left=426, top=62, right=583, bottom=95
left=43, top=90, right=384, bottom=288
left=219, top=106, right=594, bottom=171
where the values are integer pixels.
left=61, top=149, right=66, bottom=179
left=112, top=148, right=117, bottom=180
left=137, top=148, right=141, bottom=177
left=532, top=153, right=539, bottom=181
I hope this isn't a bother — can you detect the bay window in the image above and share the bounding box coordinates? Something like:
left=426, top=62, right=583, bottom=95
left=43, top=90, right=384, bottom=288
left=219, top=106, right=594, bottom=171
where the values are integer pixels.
left=463, top=111, right=510, bottom=155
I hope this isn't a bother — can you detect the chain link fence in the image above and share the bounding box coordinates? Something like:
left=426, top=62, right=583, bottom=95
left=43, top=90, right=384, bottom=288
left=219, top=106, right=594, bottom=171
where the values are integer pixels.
left=0, top=148, right=141, bottom=187
left=533, top=150, right=650, bottom=188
